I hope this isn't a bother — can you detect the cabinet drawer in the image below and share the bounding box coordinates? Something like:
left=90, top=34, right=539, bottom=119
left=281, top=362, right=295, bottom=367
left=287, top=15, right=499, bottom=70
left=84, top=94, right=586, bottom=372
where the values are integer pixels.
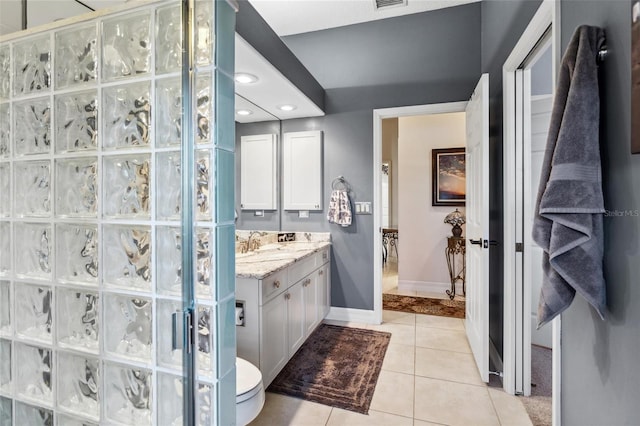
left=318, top=247, right=330, bottom=266
left=260, top=268, right=288, bottom=304
left=288, top=255, right=316, bottom=285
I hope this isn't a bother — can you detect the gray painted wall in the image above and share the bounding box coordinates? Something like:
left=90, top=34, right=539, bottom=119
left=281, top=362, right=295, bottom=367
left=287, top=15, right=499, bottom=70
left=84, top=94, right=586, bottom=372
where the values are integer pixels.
left=283, top=4, right=482, bottom=90
left=480, top=0, right=543, bottom=360
left=256, top=3, right=482, bottom=310
left=559, top=0, right=640, bottom=423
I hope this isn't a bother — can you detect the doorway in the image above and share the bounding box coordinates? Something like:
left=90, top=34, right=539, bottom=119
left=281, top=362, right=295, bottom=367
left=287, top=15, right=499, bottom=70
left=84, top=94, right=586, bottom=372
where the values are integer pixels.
left=373, top=102, right=467, bottom=322
left=380, top=114, right=468, bottom=303
left=503, top=0, right=559, bottom=423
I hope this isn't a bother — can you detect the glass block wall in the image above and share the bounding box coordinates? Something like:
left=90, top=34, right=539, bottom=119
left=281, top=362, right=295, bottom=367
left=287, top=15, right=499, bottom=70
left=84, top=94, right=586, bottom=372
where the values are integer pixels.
left=0, top=0, right=237, bottom=424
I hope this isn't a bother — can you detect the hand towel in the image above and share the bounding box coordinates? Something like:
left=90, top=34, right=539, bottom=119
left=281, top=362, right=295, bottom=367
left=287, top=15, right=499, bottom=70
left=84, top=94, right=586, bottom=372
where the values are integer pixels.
left=327, top=189, right=352, bottom=227
left=532, top=25, right=607, bottom=328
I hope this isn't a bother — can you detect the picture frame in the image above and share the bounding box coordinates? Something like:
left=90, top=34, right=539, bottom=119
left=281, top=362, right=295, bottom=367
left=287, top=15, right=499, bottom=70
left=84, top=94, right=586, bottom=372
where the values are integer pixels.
left=432, top=148, right=466, bottom=206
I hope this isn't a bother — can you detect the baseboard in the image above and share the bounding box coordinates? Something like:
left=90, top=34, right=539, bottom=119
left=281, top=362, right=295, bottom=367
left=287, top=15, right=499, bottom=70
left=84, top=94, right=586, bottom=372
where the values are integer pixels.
left=489, top=337, right=504, bottom=374
left=398, top=280, right=451, bottom=293
left=325, top=307, right=377, bottom=324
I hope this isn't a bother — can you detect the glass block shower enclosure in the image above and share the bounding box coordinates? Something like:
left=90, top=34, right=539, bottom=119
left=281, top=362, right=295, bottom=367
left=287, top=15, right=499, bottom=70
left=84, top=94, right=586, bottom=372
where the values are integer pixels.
left=0, top=0, right=237, bottom=424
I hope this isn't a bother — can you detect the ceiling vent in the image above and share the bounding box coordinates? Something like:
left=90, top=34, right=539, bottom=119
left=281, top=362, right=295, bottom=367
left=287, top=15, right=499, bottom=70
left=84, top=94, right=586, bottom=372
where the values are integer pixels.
left=374, top=0, right=408, bottom=10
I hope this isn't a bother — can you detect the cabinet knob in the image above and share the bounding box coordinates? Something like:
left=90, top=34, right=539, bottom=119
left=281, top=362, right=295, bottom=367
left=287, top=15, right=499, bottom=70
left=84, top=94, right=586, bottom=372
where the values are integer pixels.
left=319, top=270, right=324, bottom=276
left=274, top=280, right=281, bottom=289
left=304, top=278, right=311, bottom=287
left=285, top=292, right=290, bottom=300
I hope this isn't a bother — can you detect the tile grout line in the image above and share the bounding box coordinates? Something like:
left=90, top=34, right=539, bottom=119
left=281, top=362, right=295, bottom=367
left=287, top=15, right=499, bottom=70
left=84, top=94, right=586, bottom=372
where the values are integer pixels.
left=324, top=407, right=333, bottom=426
left=486, top=386, right=505, bottom=426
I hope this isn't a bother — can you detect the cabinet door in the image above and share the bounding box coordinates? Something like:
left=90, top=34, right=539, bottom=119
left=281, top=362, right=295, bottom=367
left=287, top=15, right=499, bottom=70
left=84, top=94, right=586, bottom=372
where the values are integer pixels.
left=283, top=130, right=323, bottom=210
left=318, top=263, right=331, bottom=319
left=303, top=275, right=318, bottom=336
left=287, top=280, right=305, bottom=356
left=240, top=134, right=277, bottom=210
left=260, top=293, right=288, bottom=386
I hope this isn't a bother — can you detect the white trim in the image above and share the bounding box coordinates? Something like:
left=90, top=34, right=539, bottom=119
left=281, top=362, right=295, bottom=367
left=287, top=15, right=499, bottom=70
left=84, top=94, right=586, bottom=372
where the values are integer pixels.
left=502, top=1, right=560, bottom=419
left=372, top=101, right=467, bottom=327
left=551, top=8, right=562, bottom=426
left=325, top=307, right=379, bottom=325
left=398, top=280, right=452, bottom=294
left=552, top=316, right=561, bottom=426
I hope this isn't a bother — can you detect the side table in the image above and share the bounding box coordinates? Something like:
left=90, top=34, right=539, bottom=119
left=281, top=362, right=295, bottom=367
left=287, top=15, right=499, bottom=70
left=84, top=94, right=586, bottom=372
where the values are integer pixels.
left=445, top=236, right=466, bottom=299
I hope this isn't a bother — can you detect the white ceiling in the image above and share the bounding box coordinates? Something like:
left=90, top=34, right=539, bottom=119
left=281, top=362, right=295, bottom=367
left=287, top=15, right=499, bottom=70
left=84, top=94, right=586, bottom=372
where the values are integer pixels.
left=248, top=0, right=480, bottom=36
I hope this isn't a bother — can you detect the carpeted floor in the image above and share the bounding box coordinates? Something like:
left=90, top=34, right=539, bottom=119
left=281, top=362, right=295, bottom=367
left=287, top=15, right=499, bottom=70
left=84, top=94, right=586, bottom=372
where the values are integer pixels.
left=383, top=293, right=465, bottom=318
left=267, top=324, right=391, bottom=414
left=521, top=345, right=552, bottom=426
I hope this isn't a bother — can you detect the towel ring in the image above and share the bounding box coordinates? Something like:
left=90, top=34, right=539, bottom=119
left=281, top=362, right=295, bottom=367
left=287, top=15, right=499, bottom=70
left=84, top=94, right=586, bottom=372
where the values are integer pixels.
left=332, top=176, right=350, bottom=191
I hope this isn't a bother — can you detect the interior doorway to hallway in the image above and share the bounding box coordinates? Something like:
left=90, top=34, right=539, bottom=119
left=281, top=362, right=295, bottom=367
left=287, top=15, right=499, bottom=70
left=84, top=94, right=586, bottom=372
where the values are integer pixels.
left=379, top=115, right=467, bottom=304
left=372, top=101, right=468, bottom=326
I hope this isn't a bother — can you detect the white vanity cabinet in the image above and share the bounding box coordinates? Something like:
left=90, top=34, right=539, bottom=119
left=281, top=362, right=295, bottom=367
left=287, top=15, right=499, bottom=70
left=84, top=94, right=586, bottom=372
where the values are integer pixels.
left=283, top=130, right=323, bottom=211
left=240, top=133, right=277, bottom=210
left=236, top=246, right=331, bottom=387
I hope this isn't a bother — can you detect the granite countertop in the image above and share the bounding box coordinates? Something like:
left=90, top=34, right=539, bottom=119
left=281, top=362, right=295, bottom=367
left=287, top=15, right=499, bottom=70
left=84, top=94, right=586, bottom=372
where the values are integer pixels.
left=235, top=241, right=331, bottom=279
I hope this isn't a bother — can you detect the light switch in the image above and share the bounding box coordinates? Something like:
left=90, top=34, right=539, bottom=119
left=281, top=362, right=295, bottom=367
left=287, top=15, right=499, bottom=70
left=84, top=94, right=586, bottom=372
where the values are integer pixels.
left=299, top=210, right=310, bottom=218
left=254, top=210, right=264, bottom=216
left=354, top=202, right=372, bottom=215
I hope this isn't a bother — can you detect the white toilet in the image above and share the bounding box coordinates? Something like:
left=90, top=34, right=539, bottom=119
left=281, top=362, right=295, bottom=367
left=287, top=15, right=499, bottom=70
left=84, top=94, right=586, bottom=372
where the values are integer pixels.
left=236, top=357, right=265, bottom=426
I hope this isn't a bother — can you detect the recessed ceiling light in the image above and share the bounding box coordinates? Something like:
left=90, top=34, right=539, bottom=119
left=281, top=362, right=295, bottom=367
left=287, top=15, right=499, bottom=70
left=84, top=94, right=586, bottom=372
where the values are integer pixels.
left=234, top=73, right=259, bottom=84
left=278, top=104, right=297, bottom=112
left=236, top=109, right=253, bottom=116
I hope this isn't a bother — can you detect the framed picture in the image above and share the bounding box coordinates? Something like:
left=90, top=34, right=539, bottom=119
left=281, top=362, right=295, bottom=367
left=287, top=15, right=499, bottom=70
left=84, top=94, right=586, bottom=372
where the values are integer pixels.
left=432, top=148, right=466, bottom=206
left=632, top=0, right=640, bottom=153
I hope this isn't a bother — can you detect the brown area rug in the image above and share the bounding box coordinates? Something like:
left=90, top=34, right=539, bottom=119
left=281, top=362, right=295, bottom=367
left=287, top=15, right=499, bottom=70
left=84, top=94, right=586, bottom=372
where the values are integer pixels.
left=267, top=324, right=391, bottom=414
left=383, top=293, right=465, bottom=318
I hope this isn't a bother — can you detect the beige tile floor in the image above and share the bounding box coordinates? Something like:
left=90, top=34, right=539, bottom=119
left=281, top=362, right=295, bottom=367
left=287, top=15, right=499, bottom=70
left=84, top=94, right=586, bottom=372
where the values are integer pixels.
left=248, top=310, right=533, bottom=426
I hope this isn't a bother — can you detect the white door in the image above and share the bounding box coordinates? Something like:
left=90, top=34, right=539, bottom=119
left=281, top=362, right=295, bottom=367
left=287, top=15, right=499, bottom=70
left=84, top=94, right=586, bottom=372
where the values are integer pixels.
left=465, top=73, right=490, bottom=383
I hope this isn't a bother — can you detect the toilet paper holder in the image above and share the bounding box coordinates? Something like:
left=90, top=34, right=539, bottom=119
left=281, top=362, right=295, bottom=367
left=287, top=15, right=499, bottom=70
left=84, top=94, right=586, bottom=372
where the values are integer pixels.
left=235, top=301, right=245, bottom=327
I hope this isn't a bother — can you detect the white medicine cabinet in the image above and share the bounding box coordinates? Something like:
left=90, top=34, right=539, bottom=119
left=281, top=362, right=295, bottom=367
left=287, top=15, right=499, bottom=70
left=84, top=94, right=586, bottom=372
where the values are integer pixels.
left=240, top=133, right=278, bottom=210
left=283, top=130, right=323, bottom=211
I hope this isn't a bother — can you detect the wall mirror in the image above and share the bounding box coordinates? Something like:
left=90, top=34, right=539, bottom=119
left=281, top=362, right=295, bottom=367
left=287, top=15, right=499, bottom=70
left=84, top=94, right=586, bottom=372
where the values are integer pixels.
left=234, top=95, right=283, bottom=231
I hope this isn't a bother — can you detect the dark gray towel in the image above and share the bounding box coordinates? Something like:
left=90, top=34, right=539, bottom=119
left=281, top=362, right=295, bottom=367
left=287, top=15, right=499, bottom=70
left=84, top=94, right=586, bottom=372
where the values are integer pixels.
left=532, top=25, right=607, bottom=328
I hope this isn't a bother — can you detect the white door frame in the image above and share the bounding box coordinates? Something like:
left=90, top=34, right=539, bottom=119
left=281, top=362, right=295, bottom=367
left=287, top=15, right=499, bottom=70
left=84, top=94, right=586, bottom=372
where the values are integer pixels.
left=372, top=101, right=467, bottom=325
left=502, top=0, right=561, bottom=423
